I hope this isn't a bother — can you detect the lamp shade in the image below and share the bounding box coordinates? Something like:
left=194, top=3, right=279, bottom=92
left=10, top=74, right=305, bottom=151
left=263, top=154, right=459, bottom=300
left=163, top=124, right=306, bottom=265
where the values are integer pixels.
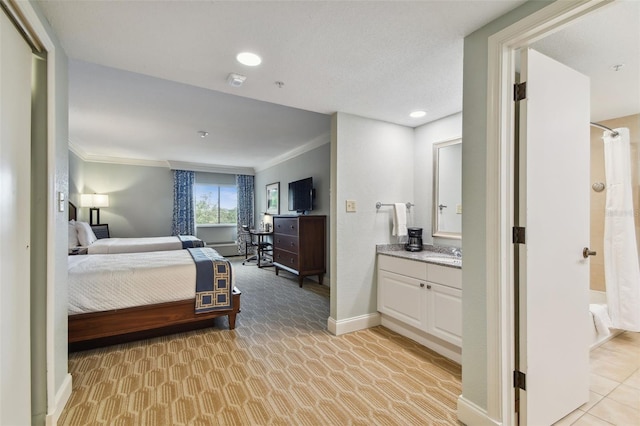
left=80, top=193, right=109, bottom=208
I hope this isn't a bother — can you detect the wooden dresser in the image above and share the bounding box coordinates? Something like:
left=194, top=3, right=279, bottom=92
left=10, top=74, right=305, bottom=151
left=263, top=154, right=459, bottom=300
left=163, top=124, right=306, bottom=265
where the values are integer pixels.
left=272, top=215, right=326, bottom=287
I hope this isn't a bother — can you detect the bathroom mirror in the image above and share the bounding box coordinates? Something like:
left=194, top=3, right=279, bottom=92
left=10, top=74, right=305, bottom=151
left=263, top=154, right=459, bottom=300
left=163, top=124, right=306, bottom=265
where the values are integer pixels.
left=433, top=138, right=462, bottom=239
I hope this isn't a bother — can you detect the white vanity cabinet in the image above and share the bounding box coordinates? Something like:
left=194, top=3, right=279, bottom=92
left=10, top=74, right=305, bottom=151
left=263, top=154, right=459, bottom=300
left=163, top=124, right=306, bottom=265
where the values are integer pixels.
left=378, top=267, right=427, bottom=330
left=377, top=254, right=462, bottom=361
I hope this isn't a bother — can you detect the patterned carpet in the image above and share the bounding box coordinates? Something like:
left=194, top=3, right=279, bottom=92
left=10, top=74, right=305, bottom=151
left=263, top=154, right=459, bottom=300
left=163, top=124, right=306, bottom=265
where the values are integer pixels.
left=60, top=258, right=462, bottom=425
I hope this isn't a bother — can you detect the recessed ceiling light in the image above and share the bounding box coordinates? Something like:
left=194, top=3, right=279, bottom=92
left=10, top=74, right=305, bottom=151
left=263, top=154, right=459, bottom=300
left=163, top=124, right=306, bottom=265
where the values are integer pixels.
left=237, top=52, right=262, bottom=66
left=409, top=110, right=427, bottom=118
left=198, top=131, right=209, bottom=138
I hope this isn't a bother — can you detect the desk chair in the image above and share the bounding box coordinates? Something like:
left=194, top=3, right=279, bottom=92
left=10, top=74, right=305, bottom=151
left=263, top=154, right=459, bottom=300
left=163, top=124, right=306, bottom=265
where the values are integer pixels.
left=241, top=226, right=273, bottom=266
left=239, top=226, right=255, bottom=264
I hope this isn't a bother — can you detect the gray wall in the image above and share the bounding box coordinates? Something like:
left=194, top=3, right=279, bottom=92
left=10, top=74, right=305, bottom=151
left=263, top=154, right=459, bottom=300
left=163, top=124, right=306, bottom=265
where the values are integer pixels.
left=30, top=52, right=48, bottom=425
left=70, top=154, right=251, bottom=246
left=461, top=0, right=552, bottom=410
left=413, top=112, right=462, bottom=248
left=329, top=112, right=463, bottom=324
left=15, top=0, right=73, bottom=421
left=68, top=149, right=83, bottom=208
left=255, top=142, right=331, bottom=279
left=332, top=112, right=415, bottom=321
left=70, top=155, right=173, bottom=237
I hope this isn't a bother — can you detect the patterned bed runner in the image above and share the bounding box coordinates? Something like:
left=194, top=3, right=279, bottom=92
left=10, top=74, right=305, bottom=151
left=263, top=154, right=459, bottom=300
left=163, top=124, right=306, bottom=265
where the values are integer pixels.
left=187, top=247, right=232, bottom=313
left=179, top=235, right=205, bottom=248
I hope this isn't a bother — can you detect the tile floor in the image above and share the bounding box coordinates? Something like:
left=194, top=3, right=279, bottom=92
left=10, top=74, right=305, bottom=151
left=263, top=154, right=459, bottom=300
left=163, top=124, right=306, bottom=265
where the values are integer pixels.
left=554, top=331, right=640, bottom=425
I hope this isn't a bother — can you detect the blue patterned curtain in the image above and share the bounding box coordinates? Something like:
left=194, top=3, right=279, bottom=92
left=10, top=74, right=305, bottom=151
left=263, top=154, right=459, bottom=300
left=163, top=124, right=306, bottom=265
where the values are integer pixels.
left=236, top=174, right=255, bottom=253
left=172, top=170, right=195, bottom=236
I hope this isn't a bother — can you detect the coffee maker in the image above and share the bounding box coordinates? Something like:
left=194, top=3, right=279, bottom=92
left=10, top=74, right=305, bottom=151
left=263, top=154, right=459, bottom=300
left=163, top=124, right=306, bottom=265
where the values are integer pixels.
left=405, top=227, right=423, bottom=252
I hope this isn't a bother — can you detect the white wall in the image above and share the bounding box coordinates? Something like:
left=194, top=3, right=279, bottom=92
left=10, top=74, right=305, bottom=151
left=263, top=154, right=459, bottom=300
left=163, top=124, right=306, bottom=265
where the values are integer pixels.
left=413, top=112, right=462, bottom=248
left=332, top=112, right=414, bottom=323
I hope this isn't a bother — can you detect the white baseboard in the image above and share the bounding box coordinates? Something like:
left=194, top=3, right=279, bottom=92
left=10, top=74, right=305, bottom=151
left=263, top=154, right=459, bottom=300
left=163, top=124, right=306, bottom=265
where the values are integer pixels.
left=457, top=396, right=501, bottom=426
left=46, top=373, right=72, bottom=426
left=327, top=312, right=381, bottom=335
left=381, top=316, right=461, bottom=363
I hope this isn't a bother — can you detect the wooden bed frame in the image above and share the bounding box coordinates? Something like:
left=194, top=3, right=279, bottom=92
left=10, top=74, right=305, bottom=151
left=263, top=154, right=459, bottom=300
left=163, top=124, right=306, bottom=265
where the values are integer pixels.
left=67, top=201, right=241, bottom=351
left=68, top=288, right=241, bottom=351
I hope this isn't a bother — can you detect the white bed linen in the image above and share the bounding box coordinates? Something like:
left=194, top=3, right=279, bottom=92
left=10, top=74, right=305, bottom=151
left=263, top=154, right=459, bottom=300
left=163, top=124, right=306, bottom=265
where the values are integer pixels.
left=68, top=249, right=199, bottom=314
left=87, top=235, right=201, bottom=254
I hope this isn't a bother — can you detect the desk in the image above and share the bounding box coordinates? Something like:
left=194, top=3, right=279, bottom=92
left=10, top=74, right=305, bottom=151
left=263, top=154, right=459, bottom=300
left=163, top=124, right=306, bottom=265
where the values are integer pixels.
left=250, top=230, right=273, bottom=268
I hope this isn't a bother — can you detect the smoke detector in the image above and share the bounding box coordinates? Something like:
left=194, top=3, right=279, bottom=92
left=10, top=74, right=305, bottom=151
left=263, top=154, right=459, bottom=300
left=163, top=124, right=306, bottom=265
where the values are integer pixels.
left=227, top=73, right=246, bottom=87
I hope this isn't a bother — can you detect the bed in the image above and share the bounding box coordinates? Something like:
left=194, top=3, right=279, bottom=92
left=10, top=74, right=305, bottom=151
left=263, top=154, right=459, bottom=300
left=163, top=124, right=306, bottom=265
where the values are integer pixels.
left=68, top=202, right=204, bottom=254
left=68, top=246, right=240, bottom=351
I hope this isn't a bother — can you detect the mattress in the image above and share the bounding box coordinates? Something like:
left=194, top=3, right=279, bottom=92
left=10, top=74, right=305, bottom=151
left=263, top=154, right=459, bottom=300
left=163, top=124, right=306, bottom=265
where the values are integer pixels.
left=87, top=235, right=201, bottom=254
left=68, top=249, right=210, bottom=315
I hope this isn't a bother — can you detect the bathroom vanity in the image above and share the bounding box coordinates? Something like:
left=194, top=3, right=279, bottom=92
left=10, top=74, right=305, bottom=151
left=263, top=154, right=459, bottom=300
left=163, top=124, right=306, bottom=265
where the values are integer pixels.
left=377, top=245, right=462, bottom=362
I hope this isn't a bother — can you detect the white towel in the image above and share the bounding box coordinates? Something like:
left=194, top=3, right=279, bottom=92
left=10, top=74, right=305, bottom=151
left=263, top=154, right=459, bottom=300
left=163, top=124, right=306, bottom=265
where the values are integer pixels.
left=392, top=203, right=408, bottom=237
left=589, top=304, right=613, bottom=337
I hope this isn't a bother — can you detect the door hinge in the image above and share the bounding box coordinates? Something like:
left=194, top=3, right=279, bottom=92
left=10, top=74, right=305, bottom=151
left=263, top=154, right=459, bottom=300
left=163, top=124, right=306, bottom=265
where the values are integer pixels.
left=512, top=227, right=526, bottom=244
left=514, top=370, right=526, bottom=390
left=514, top=82, right=527, bottom=101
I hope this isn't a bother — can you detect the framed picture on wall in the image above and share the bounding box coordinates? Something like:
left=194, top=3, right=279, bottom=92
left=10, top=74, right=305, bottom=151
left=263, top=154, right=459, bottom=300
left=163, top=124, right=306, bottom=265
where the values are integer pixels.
left=266, top=182, right=280, bottom=215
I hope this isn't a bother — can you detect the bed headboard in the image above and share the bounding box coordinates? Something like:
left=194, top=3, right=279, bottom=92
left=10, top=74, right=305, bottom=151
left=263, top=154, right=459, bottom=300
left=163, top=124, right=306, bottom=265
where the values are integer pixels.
left=69, top=202, right=77, bottom=221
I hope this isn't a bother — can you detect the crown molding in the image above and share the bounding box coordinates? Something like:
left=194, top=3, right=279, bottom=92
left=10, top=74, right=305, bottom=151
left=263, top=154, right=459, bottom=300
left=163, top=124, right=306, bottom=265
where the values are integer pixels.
left=254, top=132, right=330, bottom=172
left=167, top=161, right=255, bottom=176
left=68, top=140, right=168, bottom=168
left=68, top=140, right=89, bottom=161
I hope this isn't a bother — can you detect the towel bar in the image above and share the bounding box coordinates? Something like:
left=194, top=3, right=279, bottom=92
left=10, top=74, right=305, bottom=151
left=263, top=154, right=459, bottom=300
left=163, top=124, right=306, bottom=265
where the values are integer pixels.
left=375, top=202, right=414, bottom=211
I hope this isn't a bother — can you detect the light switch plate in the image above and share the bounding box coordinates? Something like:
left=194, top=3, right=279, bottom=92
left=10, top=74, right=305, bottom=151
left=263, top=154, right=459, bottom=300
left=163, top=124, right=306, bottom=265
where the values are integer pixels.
left=456, top=204, right=462, bottom=214
left=58, top=192, right=65, bottom=212
left=346, top=200, right=357, bottom=212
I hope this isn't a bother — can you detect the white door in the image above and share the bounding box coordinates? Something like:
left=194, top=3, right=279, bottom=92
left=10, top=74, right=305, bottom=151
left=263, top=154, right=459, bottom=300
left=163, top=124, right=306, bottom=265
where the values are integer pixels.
left=0, top=9, right=32, bottom=425
left=517, top=48, right=591, bottom=425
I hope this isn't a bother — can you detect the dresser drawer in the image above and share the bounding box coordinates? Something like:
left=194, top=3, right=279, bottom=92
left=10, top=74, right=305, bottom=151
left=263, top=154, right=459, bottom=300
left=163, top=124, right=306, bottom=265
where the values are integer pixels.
left=274, top=234, right=298, bottom=252
left=274, top=217, right=298, bottom=236
left=273, top=249, right=299, bottom=270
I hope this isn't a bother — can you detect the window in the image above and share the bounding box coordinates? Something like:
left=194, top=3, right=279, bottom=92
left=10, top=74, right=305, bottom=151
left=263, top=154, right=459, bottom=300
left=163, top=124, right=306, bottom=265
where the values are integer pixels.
left=195, top=184, right=237, bottom=225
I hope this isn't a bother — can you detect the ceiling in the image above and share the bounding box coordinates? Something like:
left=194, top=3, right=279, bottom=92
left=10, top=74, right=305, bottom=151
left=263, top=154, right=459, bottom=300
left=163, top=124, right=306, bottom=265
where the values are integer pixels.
left=36, top=0, right=638, bottom=171
left=531, top=1, right=639, bottom=123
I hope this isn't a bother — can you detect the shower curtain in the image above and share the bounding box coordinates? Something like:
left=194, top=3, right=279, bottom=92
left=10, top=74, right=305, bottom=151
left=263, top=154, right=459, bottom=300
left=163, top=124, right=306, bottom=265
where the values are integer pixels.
left=604, top=127, right=640, bottom=332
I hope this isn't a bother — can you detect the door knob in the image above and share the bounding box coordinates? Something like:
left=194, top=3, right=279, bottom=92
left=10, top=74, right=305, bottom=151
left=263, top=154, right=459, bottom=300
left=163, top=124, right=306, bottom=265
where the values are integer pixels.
left=583, top=247, right=597, bottom=258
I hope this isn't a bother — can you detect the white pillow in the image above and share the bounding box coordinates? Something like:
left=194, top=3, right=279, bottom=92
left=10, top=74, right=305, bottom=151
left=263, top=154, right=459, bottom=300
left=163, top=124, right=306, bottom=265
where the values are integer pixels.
left=68, top=220, right=79, bottom=248
left=75, top=221, right=97, bottom=246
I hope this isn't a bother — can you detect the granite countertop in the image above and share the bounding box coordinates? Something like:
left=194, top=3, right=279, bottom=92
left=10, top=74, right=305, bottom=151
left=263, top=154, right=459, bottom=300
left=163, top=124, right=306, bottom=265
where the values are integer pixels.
left=376, top=244, right=462, bottom=269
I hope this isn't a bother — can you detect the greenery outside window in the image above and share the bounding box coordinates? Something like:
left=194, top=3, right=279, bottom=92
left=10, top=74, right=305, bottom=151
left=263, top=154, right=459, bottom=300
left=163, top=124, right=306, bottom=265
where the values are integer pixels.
left=195, top=184, right=237, bottom=225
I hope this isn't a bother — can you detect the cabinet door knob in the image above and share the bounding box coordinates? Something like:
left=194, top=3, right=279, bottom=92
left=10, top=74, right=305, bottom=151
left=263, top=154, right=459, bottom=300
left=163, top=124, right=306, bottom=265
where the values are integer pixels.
left=420, top=283, right=425, bottom=288
left=427, top=284, right=432, bottom=290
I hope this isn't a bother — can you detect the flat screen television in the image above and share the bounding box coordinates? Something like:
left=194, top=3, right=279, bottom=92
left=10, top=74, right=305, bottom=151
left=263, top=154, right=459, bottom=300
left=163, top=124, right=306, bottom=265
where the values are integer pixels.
left=288, top=177, right=314, bottom=213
